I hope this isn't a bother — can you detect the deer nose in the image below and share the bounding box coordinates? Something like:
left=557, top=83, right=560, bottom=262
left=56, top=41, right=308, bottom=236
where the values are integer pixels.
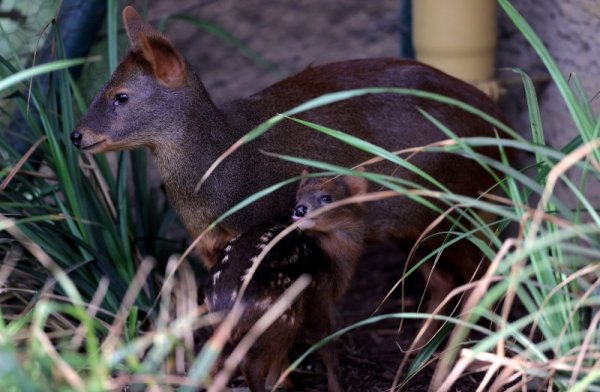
left=70, top=130, right=82, bottom=148
left=294, top=204, right=308, bottom=218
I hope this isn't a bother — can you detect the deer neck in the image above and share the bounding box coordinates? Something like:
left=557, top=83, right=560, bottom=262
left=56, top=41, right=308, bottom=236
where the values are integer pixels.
left=149, top=82, right=238, bottom=236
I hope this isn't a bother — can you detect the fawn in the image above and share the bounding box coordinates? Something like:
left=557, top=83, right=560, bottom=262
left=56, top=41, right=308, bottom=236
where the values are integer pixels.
left=205, top=172, right=367, bottom=392
left=72, top=7, right=509, bottom=351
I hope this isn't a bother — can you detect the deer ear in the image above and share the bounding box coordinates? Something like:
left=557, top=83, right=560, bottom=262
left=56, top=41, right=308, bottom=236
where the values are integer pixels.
left=123, top=6, right=157, bottom=48
left=298, top=170, right=310, bottom=189
left=123, top=6, right=187, bottom=88
left=138, top=33, right=187, bottom=88
left=345, top=168, right=368, bottom=196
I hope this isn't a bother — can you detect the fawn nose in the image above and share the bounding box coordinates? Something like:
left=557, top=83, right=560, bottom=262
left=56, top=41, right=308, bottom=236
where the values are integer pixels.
left=70, top=130, right=82, bottom=148
left=294, top=204, right=308, bottom=218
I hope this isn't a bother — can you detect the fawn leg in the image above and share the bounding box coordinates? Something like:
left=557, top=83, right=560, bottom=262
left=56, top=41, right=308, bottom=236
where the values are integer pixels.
left=241, top=353, right=270, bottom=392
left=266, top=355, right=294, bottom=390
left=318, top=341, right=342, bottom=392
left=305, top=299, right=342, bottom=392
left=247, top=319, right=296, bottom=392
left=266, top=327, right=295, bottom=390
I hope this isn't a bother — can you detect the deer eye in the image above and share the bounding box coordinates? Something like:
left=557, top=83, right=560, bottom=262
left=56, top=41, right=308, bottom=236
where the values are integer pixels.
left=320, top=194, right=332, bottom=203
left=113, top=93, right=128, bottom=106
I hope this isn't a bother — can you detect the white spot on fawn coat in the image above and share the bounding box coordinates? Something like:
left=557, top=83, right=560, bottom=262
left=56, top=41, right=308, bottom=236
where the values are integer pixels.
left=212, top=270, right=221, bottom=286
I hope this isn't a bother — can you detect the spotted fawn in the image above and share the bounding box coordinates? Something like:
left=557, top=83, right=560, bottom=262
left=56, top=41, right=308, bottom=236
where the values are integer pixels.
left=204, top=172, right=367, bottom=392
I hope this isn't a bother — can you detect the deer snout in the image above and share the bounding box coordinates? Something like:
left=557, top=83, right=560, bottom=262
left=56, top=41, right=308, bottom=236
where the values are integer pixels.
left=69, top=127, right=108, bottom=152
left=293, top=204, right=308, bottom=219
left=70, top=130, right=82, bottom=148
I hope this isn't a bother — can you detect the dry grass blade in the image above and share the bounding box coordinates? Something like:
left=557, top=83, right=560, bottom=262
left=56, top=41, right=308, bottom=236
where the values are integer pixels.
left=477, top=360, right=503, bottom=392
left=0, top=244, right=21, bottom=288
left=528, top=139, right=600, bottom=243
left=0, top=214, right=62, bottom=273
left=431, top=238, right=518, bottom=392
left=0, top=136, right=47, bottom=193
left=358, top=138, right=458, bottom=171
left=569, top=309, right=600, bottom=387
left=103, top=257, right=155, bottom=354
left=484, top=192, right=574, bottom=231
left=391, top=276, right=504, bottom=390
left=208, top=274, right=311, bottom=392
left=70, top=276, right=110, bottom=350
left=176, top=260, right=198, bottom=373
left=496, top=238, right=528, bottom=374
left=106, top=304, right=214, bottom=391
left=455, top=349, right=535, bottom=392
left=532, top=264, right=600, bottom=350
left=33, top=316, right=86, bottom=390
left=159, top=256, right=179, bottom=327
left=79, top=153, right=117, bottom=219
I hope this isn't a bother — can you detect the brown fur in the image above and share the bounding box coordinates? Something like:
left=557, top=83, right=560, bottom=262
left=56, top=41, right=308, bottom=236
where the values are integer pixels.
left=294, top=171, right=367, bottom=300
left=72, top=6, right=510, bottom=356
left=205, top=174, right=367, bottom=391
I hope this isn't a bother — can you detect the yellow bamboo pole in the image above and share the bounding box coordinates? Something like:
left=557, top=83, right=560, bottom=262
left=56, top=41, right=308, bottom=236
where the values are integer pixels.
left=413, top=0, right=497, bottom=84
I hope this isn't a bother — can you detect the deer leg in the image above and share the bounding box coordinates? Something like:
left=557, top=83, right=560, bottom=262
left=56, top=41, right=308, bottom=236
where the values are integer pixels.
left=412, top=261, right=457, bottom=350
left=305, top=299, right=342, bottom=392
left=266, top=355, right=294, bottom=390
left=241, top=353, right=270, bottom=392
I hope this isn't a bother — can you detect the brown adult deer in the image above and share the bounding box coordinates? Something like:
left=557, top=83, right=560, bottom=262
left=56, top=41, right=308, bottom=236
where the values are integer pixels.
left=71, top=5, right=508, bottom=357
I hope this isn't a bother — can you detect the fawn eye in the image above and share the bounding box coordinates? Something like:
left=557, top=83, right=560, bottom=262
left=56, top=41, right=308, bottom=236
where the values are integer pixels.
left=320, top=194, right=332, bottom=203
left=113, top=93, right=128, bottom=106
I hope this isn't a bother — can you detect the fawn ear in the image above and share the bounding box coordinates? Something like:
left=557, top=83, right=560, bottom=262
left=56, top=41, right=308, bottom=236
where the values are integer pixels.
left=123, top=6, right=187, bottom=88
left=345, top=168, right=368, bottom=196
left=298, top=170, right=310, bottom=189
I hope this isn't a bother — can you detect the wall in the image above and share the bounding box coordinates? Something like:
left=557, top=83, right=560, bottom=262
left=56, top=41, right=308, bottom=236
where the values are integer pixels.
left=496, top=0, right=600, bottom=206
left=497, top=0, right=600, bottom=146
left=145, top=0, right=400, bottom=103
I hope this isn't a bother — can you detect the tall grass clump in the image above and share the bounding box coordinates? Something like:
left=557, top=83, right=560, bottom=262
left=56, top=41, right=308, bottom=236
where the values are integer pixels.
left=420, top=1, right=600, bottom=390
left=0, top=2, right=279, bottom=390
left=0, top=3, right=196, bottom=390
left=1, top=0, right=599, bottom=391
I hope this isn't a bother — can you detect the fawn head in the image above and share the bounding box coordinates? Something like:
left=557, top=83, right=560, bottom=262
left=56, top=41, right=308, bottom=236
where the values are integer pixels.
left=293, top=169, right=368, bottom=232
left=71, top=6, right=196, bottom=153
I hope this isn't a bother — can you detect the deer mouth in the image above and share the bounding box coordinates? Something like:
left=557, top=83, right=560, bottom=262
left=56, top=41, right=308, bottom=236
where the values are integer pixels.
left=82, top=139, right=107, bottom=151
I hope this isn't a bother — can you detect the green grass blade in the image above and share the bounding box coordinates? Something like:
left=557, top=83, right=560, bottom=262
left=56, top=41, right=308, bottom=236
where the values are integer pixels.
left=498, top=0, right=593, bottom=137
left=0, top=58, right=88, bottom=92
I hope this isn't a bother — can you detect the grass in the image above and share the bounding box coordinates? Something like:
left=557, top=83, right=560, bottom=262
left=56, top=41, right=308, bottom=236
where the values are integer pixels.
left=0, top=0, right=599, bottom=391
